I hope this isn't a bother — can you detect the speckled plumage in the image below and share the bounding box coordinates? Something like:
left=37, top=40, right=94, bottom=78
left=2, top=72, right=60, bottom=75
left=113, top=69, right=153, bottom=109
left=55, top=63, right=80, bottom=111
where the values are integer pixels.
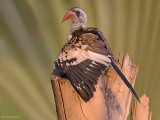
left=58, top=27, right=113, bottom=101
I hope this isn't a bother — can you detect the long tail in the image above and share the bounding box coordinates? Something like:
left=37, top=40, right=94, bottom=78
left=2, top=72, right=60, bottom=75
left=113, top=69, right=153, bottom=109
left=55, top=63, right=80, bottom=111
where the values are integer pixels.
left=111, top=60, right=140, bottom=103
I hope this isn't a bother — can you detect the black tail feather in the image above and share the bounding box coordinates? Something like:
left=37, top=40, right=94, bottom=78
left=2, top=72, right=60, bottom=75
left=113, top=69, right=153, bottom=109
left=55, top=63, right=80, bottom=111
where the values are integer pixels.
left=111, top=60, right=140, bottom=103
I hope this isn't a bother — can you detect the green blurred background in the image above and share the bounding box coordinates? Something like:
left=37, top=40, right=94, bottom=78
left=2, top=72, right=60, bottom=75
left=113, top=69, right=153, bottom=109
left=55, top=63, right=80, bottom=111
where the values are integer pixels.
left=0, top=0, right=160, bottom=120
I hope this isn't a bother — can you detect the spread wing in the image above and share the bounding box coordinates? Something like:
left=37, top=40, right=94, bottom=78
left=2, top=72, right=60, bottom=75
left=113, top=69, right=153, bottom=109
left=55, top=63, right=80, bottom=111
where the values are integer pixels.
left=58, top=30, right=112, bottom=102
left=57, top=27, right=139, bottom=102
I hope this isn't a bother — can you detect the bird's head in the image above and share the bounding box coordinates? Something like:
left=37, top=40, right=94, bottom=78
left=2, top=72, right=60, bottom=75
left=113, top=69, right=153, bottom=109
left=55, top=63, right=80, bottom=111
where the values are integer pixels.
left=62, top=7, right=87, bottom=32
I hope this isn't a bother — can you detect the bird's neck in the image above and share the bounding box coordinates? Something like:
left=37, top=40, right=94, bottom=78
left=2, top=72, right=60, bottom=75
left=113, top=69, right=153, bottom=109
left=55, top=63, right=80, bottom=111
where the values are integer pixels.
left=70, top=19, right=86, bottom=32
left=70, top=23, right=84, bottom=33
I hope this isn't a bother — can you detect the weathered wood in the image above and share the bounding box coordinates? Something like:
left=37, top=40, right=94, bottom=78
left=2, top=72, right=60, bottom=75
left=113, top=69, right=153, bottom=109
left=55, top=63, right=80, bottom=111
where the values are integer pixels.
left=131, top=94, right=152, bottom=120
left=50, top=53, right=150, bottom=120
left=102, top=53, right=139, bottom=120
left=50, top=74, right=108, bottom=120
left=50, top=76, right=66, bottom=120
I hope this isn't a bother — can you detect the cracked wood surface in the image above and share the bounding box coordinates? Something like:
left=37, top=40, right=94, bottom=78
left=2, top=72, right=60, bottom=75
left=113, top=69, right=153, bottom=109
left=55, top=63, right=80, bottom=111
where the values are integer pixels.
left=131, top=94, right=152, bottom=120
left=50, top=53, right=150, bottom=120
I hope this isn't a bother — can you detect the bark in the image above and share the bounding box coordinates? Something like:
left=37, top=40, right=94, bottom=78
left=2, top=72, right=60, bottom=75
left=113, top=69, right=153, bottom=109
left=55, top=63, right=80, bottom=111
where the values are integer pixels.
left=50, top=53, right=151, bottom=120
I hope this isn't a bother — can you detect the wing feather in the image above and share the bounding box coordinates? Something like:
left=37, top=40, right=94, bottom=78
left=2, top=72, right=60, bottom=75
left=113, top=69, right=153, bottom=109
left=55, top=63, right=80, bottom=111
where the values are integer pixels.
left=73, top=66, right=96, bottom=92
left=73, top=69, right=93, bottom=98
left=64, top=58, right=108, bottom=101
left=90, top=46, right=109, bottom=55
left=66, top=68, right=89, bottom=101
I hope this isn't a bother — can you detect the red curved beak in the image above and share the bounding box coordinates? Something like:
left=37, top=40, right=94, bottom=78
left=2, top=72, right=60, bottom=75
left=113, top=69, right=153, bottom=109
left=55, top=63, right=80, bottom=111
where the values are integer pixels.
left=62, top=10, right=77, bottom=23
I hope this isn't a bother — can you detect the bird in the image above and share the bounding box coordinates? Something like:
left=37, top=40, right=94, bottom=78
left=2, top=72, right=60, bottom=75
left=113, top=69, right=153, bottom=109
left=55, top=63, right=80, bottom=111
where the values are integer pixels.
left=54, top=7, right=140, bottom=103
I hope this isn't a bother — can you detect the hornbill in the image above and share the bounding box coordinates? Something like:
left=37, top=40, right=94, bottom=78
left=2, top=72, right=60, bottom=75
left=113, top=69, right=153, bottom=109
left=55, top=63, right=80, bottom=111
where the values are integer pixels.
left=54, top=7, right=140, bottom=103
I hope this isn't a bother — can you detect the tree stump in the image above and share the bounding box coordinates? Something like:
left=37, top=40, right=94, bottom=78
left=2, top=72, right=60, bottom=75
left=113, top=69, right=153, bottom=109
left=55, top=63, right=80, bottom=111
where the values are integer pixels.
left=50, top=53, right=151, bottom=120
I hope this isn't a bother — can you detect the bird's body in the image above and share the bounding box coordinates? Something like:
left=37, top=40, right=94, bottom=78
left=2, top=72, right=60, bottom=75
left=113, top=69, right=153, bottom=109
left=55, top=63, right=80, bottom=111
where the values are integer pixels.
left=55, top=7, right=140, bottom=102
left=58, top=27, right=113, bottom=101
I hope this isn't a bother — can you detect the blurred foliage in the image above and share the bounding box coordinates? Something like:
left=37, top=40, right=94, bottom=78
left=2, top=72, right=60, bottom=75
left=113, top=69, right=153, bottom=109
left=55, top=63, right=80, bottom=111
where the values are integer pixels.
left=0, top=0, right=160, bottom=120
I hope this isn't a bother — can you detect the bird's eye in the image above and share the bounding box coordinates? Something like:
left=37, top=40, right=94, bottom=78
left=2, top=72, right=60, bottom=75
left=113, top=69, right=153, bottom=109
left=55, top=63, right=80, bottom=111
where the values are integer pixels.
left=76, top=11, right=80, bottom=17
